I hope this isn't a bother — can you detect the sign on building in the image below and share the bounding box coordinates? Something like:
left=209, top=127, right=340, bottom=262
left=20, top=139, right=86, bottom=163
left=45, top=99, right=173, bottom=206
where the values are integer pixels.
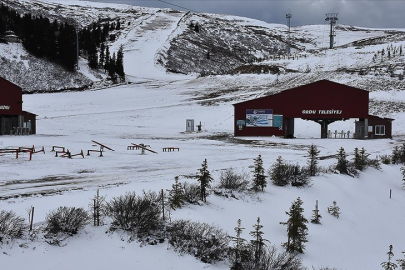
left=246, top=109, right=273, bottom=127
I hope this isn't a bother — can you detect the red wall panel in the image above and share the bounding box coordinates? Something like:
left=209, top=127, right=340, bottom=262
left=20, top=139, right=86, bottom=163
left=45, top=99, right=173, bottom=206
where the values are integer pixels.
left=0, top=77, right=23, bottom=115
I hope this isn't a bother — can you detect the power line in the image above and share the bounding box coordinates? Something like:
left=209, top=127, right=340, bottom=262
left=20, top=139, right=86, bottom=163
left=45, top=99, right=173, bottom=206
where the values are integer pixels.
left=158, top=0, right=199, bottom=12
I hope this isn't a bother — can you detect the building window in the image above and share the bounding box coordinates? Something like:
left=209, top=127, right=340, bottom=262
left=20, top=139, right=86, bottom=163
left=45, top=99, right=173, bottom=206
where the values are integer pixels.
left=375, top=125, right=385, bottom=136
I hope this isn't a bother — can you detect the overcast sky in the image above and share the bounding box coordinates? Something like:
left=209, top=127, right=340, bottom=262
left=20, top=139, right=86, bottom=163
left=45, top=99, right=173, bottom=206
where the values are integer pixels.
left=90, top=0, right=405, bottom=29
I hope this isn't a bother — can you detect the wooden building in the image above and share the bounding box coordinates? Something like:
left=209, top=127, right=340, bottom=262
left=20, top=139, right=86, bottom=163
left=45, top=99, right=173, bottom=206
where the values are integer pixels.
left=0, top=77, right=36, bottom=135
left=233, top=80, right=393, bottom=139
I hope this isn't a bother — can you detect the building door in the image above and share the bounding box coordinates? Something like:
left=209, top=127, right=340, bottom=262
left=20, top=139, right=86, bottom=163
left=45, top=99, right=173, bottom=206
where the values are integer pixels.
left=285, top=118, right=295, bottom=138
left=1, top=117, right=11, bottom=135
left=360, top=126, right=365, bottom=138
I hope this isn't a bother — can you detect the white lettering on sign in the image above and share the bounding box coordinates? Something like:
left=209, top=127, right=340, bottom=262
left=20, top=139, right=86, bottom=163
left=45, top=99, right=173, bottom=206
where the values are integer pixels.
left=0, top=105, right=10, bottom=110
left=302, top=110, right=342, bottom=115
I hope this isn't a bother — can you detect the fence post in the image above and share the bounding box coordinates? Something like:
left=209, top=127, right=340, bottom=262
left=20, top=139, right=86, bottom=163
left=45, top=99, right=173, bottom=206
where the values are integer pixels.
left=29, top=206, right=34, bottom=231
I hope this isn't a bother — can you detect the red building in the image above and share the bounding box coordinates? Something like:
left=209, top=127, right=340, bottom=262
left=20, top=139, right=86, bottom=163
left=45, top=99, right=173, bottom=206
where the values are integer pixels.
left=0, top=77, right=36, bottom=135
left=233, top=80, right=393, bottom=139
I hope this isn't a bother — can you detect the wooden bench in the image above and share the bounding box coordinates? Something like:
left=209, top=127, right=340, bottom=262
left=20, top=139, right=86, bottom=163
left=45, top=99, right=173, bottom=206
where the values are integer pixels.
left=51, top=146, right=65, bottom=152
left=163, top=147, right=180, bottom=152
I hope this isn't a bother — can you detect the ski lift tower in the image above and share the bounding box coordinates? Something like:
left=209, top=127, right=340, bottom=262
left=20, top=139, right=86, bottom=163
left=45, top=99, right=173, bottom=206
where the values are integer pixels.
left=286, top=13, right=292, bottom=54
left=325, top=13, right=338, bottom=49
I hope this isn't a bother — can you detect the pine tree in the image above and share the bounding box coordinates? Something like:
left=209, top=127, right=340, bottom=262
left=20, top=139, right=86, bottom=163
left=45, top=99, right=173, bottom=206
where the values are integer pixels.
left=281, top=197, right=308, bottom=254
left=381, top=245, right=398, bottom=270
left=396, top=251, right=405, bottom=270
left=197, top=159, right=213, bottom=202
left=401, top=166, right=405, bottom=188
left=327, top=201, right=341, bottom=218
left=290, top=163, right=309, bottom=187
left=307, top=144, right=320, bottom=176
left=168, top=176, right=185, bottom=210
left=99, top=42, right=105, bottom=68
left=392, top=146, right=401, bottom=165
left=108, top=52, right=117, bottom=81
left=116, top=44, right=125, bottom=81
left=252, top=154, right=266, bottom=191
left=229, top=219, right=249, bottom=270
left=336, top=147, right=349, bottom=174
left=88, top=40, right=98, bottom=69
left=310, top=200, right=322, bottom=224
left=353, top=147, right=369, bottom=171
left=270, top=156, right=288, bottom=186
left=249, top=217, right=268, bottom=267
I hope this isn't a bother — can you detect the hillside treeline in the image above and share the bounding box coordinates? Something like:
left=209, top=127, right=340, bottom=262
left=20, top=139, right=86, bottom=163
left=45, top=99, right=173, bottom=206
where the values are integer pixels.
left=0, top=3, right=124, bottom=79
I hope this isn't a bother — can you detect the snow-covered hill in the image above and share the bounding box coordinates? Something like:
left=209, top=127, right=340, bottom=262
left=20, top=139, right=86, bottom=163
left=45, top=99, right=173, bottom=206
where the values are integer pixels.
left=2, top=0, right=405, bottom=95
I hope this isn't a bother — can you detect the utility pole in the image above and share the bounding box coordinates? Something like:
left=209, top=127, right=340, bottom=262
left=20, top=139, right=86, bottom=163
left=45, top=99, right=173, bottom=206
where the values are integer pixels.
left=325, top=13, right=338, bottom=49
left=286, top=12, right=292, bottom=54
left=75, top=27, right=80, bottom=70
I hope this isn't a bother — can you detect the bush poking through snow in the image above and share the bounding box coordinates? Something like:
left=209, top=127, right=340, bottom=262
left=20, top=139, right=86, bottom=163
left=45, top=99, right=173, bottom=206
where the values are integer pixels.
left=327, top=201, right=341, bottom=219
left=0, top=210, right=27, bottom=242
left=219, top=167, right=250, bottom=191
left=106, top=191, right=163, bottom=236
left=45, top=206, right=89, bottom=235
left=380, top=155, right=391, bottom=165
left=182, top=182, right=201, bottom=204
left=166, top=219, right=229, bottom=263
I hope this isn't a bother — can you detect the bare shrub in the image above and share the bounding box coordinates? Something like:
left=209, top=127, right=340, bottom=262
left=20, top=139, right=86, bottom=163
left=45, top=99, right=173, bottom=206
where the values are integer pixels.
left=230, top=245, right=304, bottom=270
left=0, top=210, right=27, bottom=241
left=106, top=191, right=163, bottom=236
left=167, top=219, right=229, bottom=263
left=380, top=155, right=391, bottom=165
left=45, top=207, right=90, bottom=235
left=182, top=182, right=200, bottom=204
left=263, top=245, right=305, bottom=270
left=218, top=167, right=250, bottom=191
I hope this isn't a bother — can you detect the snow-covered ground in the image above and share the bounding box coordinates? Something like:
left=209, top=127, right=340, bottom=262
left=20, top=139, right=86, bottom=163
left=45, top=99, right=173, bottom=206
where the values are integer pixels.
left=1, top=1, right=405, bottom=269
left=1, top=75, right=405, bottom=269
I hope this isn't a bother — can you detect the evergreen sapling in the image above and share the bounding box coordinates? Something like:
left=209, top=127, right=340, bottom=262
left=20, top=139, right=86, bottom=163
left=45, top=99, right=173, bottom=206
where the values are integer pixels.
left=252, top=154, right=266, bottom=191
left=168, top=176, right=185, bottom=210
left=281, top=197, right=308, bottom=254
left=336, top=147, right=349, bottom=175
left=310, top=200, right=322, bottom=224
left=381, top=245, right=398, bottom=270
left=249, top=217, right=268, bottom=267
left=307, top=144, right=320, bottom=176
left=270, top=156, right=288, bottom=186
left=197, top=159, right=213, bottom=202
left=396, top=251, right=405, bottom=270
left=229, top=219, right=249, bottom=270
